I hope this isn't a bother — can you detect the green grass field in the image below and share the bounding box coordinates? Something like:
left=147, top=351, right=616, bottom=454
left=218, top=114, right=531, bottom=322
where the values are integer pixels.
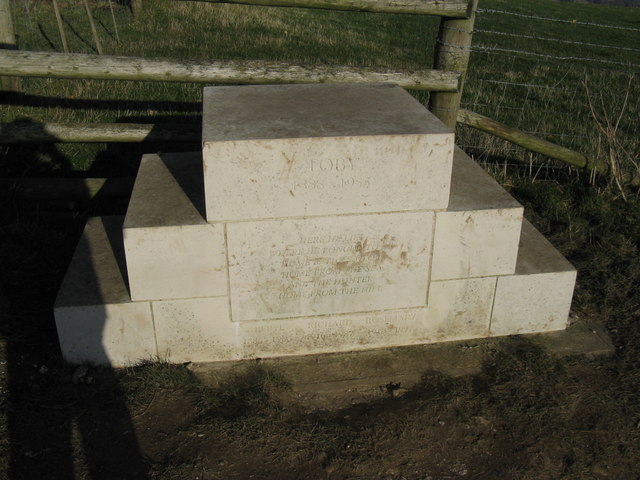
left=1, top=0, right=640, bottom=478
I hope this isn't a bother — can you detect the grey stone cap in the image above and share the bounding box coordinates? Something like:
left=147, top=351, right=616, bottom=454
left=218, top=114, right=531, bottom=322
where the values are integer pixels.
left=203, top=83, right=453, bottom=143
left=516, top=219, right=576, bottom=275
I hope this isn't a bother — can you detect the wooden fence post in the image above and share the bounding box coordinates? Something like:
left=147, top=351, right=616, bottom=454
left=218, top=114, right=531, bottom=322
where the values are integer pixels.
left=52, top=0, right=69, bottom=53
left=131, top=0, right=142, bottom=18
left=0, top=0, right=21, bottom=93
left=428, top=0, right=478, bottom=129
left=83, top=0, right=103, bottom=55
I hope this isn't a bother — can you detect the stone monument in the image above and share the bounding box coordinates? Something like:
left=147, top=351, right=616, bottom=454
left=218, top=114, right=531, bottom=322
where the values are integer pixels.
left=54, top=83, right=577, bottom=366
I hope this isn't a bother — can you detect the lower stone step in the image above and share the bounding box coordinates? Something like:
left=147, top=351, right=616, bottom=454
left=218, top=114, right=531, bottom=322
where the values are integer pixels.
left=54, top=214, right=576, bottom=367
left=188, top=316, right=613, bottom=410
left=54, top=216, right=156, bottom=366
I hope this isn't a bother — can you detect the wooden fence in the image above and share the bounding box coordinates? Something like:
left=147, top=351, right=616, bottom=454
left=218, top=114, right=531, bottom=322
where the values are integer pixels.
left=0, top=50, right=459, bottom=92
left=0, top=0, right=608, bottom=186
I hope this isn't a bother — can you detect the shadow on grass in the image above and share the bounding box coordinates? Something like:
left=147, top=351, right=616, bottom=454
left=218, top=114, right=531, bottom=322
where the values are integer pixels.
left=1, top=115, right=201, bottom=179
left=89, top=114, right=201, bottom=178
left=1, top=94, right=201, bottom=113
left=0, top=119, right=72, bottom=177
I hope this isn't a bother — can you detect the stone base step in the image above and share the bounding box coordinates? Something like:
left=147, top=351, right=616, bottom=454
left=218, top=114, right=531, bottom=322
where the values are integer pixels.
left=123, top=152, right=227, bottom=302
left=121, top=148, right=524, bottom=306
left=54, top=214, right=577, bottom=366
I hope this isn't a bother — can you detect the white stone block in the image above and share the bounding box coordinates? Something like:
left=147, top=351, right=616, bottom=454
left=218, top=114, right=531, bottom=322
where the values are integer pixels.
left=54, top=217, right=157, bottom=366
left=124, top=152, right=227, bottom=301
left=226, top=211, right=434, bottom=321
left=426, top=277, right=496, bottom=342
left=237, top=309, right=431, bottom=360
left=431, top=148, right=523, bottom=280
left=153, top=297, right=235, bottom=363
left=55, top=303, right=156, bottom=367
left=490, top=220, right=577, bottom=336
left=202, top=83, right=454, bottom=221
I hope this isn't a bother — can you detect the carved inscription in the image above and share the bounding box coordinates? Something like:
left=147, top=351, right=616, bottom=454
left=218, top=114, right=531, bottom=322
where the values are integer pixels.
left=239, top=309, right=426, bottom=354
left=293, top=157, right=371, bottom=192
left=227, top=213, right=434, bottom=321
left=272, top=232, right=402, bottom=301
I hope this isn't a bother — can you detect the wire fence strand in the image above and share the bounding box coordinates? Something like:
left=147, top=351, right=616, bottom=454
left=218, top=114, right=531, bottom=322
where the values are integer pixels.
left=474, top=28, right=640, bottom=54
left=472, top=44, right=640, bottom=69
left=477, top=7, right=640, bottom=32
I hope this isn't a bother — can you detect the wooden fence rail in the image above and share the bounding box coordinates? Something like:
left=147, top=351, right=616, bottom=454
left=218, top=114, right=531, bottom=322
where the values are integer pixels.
left=456, top=109, right=609, bottom=175
left=0, top=50, right=460, bottom=91
left=180, top=0, right=470, bottom=17
left=1, top=117, right=619, bottom=183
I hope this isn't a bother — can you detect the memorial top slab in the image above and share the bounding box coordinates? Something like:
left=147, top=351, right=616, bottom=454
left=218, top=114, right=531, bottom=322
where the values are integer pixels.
left=202, top=83, right=452, bottom=142
left=202, top=83, right=454, bottom=221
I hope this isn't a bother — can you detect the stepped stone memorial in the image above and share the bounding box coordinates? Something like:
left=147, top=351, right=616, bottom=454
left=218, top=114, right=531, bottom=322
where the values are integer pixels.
left=54, top=83, right=577, bottom=367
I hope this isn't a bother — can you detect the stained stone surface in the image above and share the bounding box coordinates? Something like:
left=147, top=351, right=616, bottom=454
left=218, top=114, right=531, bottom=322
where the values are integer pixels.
left=153, top=299, right=494, bottom=364
left=426, top=277, right=495, bottom=342
left=153, top=297, right=234, bottom=363
left=431, top=148, right=523, bottom=280
left=152, top=276, right=497, bottom=363
left=226, top=212, right=434, bottom=321
left=202, top=83, right=454, bottom=221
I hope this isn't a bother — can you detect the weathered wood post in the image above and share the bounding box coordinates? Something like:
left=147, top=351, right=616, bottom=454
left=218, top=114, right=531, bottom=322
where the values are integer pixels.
left=108, top=0, right=120, bottom=43
left=131, top=0, right=143, bottom=18
left=0, top=0, right=21, bottom=93
left=52, top=0, right=69, bottom=52
left=83, top=0, right=103, bottom=55
left=428, top=0, right=478, bottom=129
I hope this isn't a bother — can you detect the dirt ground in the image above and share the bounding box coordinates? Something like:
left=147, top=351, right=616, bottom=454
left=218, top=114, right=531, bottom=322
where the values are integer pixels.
left=2, top=331, right=638, bottom=479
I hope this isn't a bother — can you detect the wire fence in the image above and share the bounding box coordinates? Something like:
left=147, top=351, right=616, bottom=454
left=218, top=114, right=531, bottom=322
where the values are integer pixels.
left=458, top=4, right=639, bottom=176
left=477, top=7, right=640, bottom=32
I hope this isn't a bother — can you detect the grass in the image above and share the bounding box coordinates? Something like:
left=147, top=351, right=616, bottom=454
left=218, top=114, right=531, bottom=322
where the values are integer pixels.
left=1, top=0, right=640, bottom=478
